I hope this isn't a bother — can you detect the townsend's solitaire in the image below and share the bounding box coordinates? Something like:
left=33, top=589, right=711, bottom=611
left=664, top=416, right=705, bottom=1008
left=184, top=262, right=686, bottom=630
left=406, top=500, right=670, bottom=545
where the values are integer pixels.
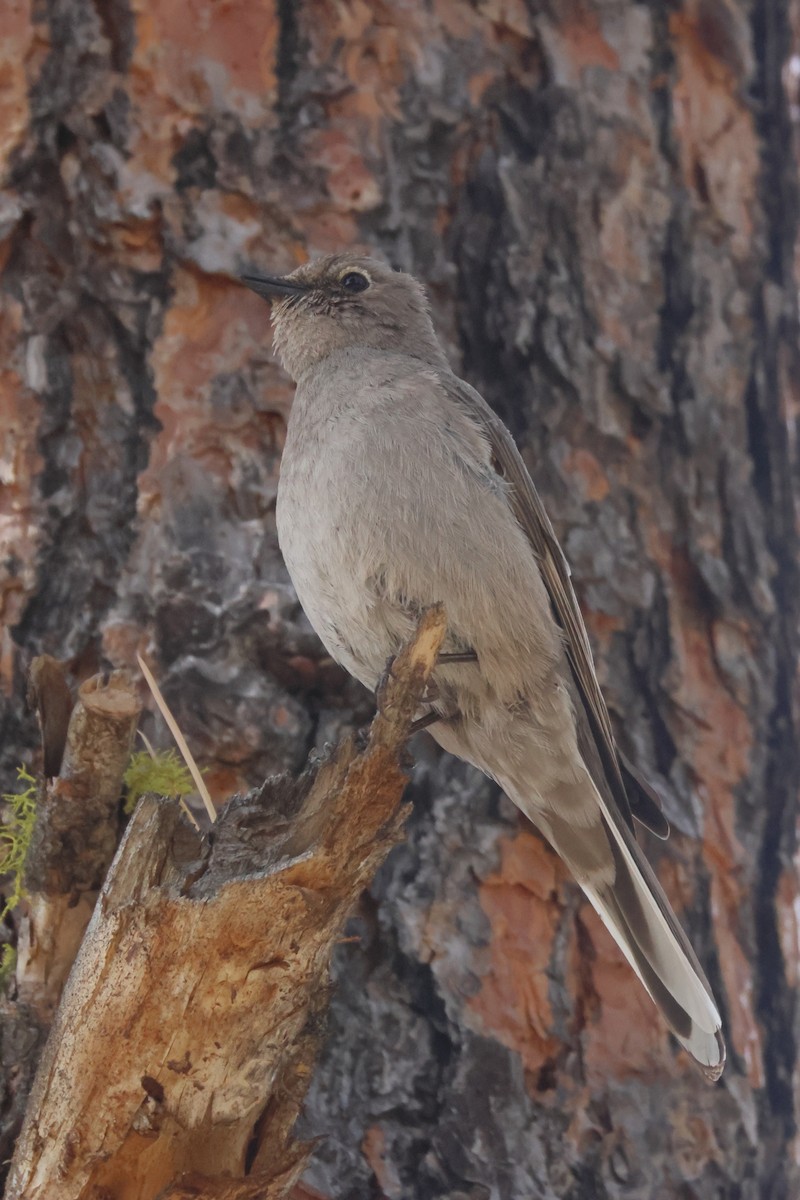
left=243, top=254, right=725, bottom=1079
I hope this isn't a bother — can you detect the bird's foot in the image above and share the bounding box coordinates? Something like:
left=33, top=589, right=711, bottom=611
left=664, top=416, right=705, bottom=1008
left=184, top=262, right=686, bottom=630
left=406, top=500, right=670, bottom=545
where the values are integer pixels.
left=375, top=646, right=477, bottom=706
left=376, top=644, right=475, bottom=733
left=375, top=660, right=440, bottom=735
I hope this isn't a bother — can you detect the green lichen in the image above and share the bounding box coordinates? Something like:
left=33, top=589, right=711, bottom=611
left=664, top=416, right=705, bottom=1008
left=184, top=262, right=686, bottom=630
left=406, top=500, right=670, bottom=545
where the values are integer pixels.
left=0, top=943, right=16, bottom=991
left=0, top=765, right=38, bottom=924
left=123, top=749, right=197, bottom=814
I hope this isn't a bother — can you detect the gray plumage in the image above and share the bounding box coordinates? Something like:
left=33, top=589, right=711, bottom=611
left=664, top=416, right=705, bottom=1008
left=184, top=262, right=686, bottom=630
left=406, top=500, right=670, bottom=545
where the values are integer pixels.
left=242, top=254, right=725, bottom=1079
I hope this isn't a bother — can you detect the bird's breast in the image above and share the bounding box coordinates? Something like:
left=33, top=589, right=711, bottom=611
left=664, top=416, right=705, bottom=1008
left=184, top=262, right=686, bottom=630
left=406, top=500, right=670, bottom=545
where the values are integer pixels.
left=275, top=372, right=563, bottom=702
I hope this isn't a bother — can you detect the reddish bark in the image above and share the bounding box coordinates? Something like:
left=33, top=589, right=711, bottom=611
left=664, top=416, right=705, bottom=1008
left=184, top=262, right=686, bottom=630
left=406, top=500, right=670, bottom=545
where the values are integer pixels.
left=1, top=1, right=798, bottom=1196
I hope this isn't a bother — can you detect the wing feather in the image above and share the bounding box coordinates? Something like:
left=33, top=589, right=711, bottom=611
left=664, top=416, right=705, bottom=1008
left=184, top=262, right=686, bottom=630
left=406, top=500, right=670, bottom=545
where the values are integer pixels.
left=443, top=375, right=666, bottom=838
left=440, top=375, right=723, bottom=1075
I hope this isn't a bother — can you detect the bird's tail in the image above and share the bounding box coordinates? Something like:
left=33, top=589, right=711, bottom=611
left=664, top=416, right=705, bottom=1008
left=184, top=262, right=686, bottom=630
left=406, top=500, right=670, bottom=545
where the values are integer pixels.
left=526, top=798, right=725, bottom=1080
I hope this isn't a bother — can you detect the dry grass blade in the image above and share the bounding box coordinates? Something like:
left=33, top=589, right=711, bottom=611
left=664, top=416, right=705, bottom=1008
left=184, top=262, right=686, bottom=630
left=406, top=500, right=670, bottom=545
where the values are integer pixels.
left=136, top=653, right=216, bottom=823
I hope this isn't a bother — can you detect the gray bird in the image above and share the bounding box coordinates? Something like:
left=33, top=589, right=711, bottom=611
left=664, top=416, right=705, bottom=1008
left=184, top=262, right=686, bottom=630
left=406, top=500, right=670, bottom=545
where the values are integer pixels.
left=242, top=253, right=725, bottom=1079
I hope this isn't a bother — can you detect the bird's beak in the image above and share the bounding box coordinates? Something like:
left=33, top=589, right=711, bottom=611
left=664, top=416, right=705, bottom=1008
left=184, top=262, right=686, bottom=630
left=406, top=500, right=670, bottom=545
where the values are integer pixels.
left=240, top=273, right=307, bottom=300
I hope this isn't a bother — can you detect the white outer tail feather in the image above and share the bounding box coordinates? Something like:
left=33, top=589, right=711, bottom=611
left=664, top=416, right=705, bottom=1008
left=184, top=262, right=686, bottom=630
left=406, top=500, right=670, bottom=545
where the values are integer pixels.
left=587, top=778, right=724, bottom=1076
left=514, top=777, right=725, bottom=1079
left=582, top=874, right=724, bottom=1076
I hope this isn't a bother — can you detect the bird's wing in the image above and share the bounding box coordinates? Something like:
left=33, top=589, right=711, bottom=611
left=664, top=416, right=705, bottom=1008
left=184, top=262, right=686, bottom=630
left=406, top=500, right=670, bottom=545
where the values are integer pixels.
left=442, top=374, right=668, bottom=840
left=440, top=375, right=724, bottom=1077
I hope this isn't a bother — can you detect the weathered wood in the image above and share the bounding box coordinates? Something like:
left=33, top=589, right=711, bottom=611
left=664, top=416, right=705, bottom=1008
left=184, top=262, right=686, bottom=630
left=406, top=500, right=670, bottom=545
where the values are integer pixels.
left=5, top=608, right=446, bottom=1200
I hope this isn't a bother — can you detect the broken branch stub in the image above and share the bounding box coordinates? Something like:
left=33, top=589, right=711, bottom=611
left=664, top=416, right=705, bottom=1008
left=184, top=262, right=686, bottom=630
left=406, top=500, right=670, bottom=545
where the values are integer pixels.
left=27, top=656, right=74, bottom=781
left=5, top=606, right=447, bottom=1200
left=24, top=670, right=142, bottom=896
left=15, top=672, right=142, bottom=1025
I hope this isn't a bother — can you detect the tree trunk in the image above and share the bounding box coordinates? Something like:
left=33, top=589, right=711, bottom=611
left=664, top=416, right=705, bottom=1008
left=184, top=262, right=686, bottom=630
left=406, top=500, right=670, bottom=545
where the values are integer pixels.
left=1, top=2, right=798, bottom=1198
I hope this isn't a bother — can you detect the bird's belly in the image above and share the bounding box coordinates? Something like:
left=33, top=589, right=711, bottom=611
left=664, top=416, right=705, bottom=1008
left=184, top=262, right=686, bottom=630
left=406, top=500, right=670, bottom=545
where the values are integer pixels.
left=280, top=492, right=591, bottom=820
left=275, top=417, right=564, bottom=717
left=277, top=475, right=405, bottom=691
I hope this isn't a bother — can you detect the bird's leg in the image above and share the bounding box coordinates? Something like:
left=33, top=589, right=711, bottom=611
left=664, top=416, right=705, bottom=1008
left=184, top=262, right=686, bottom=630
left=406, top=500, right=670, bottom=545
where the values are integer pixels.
left=409, top=708, right=441, bottom=735
left=437, top=650, right=478, bottom=664
left=409, top=654, right=477, bottom=735
left=376, top=652, right=435, bottom=706
left=376, top=645, right=476, bottom=732
left=417, top=649, right=476, bottom=704
left=376, top=646, right=476, bottom=701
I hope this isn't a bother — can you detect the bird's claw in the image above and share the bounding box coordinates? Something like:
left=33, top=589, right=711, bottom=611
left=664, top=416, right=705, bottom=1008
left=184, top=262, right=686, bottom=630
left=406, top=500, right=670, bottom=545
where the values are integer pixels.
left=375, top=654, right=397, bottom=710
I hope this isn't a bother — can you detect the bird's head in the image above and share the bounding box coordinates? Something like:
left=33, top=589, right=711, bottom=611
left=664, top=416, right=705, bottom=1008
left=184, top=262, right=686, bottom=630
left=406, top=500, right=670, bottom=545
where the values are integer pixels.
left=241, top=254, right=448, bottom=381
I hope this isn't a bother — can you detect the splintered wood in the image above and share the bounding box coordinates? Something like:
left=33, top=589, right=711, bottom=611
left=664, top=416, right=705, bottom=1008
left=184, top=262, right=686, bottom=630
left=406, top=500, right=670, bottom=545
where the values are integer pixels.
left=5, top=606, right=447, bottom=1200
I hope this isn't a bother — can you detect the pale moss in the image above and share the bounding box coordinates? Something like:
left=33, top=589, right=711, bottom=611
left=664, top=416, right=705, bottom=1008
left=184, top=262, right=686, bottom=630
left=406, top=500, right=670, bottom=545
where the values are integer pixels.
left=0, top=765, right=38, bottom=924
left=0, top=943, right=16, bottom=991
left=123, top=749, right=198, bottom=814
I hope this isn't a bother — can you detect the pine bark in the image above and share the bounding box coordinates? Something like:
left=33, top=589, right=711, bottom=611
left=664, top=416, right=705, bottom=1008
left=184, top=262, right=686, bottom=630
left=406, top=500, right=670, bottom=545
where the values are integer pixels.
left=0, top=2, right=798, bottom=1198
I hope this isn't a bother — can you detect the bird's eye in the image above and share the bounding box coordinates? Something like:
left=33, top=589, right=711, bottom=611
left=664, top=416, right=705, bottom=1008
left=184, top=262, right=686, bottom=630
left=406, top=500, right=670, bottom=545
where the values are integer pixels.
left=339, top=271, right=370, bottom=293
